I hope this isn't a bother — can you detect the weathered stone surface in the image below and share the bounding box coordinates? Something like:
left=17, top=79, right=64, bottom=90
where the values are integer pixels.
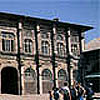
left=0, top=94, right=49, bottom=100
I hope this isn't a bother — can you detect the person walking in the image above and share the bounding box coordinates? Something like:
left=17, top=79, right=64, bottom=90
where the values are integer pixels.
left=70, top=81, right=77, bottom=100
left=61, top=82, right=72, bottom=100
left=85, top=83, right=94, bottom=100
left=76, top=82, right=85, bottom=100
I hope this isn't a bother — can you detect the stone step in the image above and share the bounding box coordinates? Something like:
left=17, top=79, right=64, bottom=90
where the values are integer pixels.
left=0, top=94, right=49, bottom=100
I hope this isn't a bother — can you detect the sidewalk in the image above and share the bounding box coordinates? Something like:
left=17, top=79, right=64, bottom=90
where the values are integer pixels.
left=0, top=94, right=49, bottom=100
left=92, top=93, right=100, bottom=99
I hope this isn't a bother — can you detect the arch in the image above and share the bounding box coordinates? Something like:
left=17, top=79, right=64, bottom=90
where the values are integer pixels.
left=1, top=67, right=18, bottom=95
left=42, top=69, right=52, bottom=93
left=58, top=69, right=67, bottom=87
left=42, top=69, right=52, bottom=80
left=58, top=69, right=67, bottom=80
left=57, top=35, right=63, bottom=40
left=24, top=67, right=36, bottom=94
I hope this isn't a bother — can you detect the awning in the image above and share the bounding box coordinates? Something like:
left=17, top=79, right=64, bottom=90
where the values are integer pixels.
left=85, top=72, right=100, bottom=78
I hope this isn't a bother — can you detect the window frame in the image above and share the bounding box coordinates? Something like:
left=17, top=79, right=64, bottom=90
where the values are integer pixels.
left=1, top=31, right=15, bottom=52
left=24, top=39, right=33, bottom=53
left=42, top=69, right=52, bottom=81
left=41, top=41, right=49, bottom=55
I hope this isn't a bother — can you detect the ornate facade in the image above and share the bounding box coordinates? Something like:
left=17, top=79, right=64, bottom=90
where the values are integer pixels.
left=0, top=12, right=93, bottom=95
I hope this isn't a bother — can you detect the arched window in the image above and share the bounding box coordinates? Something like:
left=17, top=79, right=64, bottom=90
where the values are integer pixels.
left=41, top=41, right=49, bottom=55
left=24, top=68, right=36, bottom=81
left=57, top=35, right=63, bottom=40
left=57, top=42, right=65, bottom=56
left=42, top=69, right=52, bottom=80
left=24, top=39, right=32, bottom=53
left=58, top=69, right=66, bottom=80
left=41, top=32, right=49, bottom=39
left=1, top=31, right=15, bottom=52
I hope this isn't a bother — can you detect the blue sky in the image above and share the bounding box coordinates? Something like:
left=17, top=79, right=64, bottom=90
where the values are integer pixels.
left=0, top=0, right=99, bottom=43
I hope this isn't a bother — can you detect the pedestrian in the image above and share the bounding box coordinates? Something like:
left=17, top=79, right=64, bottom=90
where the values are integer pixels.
left=53, top=88, right=59, bottom=100
left=61, top=82, right=72, bottom=100
left=70, top=81, right=77, bottom=100
left=76, top=82, right=85, bottom=100
left=85, top=83, right=94, bottom=100
left=49, top=87, right=55, bottom=100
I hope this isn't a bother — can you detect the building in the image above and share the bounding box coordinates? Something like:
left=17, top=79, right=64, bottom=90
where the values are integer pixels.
left=0, top=12, right=93, bottom=95
left=80, top=38, right=100, bottom=92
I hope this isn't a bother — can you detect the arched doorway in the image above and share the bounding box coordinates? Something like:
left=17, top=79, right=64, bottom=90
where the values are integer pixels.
left=42, top=69, right=52, bottom=93
left=1, top=67, right=18, bottom=95
left=58, top=69, right=67, bottom=87
left=24, top=68, right=36, bottom=94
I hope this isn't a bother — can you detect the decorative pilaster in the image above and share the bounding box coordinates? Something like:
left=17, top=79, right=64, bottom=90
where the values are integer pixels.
left=34, top=23, right=40, bottom=94
left=50, top=24, right=57, bottom=88
left=79, top=31, right=85, bottom=54
left=65, top=28, right=71, bottom=88
left=17, top=21, right=22, bottom=95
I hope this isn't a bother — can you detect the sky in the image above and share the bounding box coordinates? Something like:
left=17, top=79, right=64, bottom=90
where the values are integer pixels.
left=0, top=0, right=99, bottom=43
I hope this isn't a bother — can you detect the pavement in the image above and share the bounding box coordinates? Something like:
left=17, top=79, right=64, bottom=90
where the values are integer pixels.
left=92, top=93, right=100, bottom=99
left=0, top=94, right=49, bottom=100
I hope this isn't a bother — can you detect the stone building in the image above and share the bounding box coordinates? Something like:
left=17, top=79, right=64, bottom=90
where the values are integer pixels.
left=80, top=38, right=100, bottom=92
left=0, top=12, right=93, bottom=95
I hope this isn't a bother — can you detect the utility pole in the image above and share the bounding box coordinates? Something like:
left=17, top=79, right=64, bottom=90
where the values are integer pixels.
left=34, top=22, right=40, bottom=94
left=17, top=22, right=22, bottom=95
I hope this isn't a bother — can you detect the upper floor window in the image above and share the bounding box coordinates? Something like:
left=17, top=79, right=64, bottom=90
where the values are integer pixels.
left=1, top=32, right=15, bottom=52
left=42, top=69, right=52, bottom=80
left=41, top=41, right=49, bottom=55
left=57, top=42, right=65, bottom=56
left=41, top=32, right=49, bottom=39
left=23, top=29, right=33, bottom=37
left=58, top=69, right=67, bottom=80
left=71, top=36, right=79, bottom=42
left=56, top=35, right=63, bottom=41
left=24, top=39, right=32, bottom=53
left=71, top=44, right=78, bottom=52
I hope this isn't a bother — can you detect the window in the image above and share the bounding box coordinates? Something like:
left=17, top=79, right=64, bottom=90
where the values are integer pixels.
left=57, top=35, right=63, bottom=40
left=71, top=44, right=78, bottom=52
left=57, top=43, right=65, bottom=56
left=42, top=69, right=52, bottom=80
left=24, top=39, right=32, bottom=53
left=71, top=36, right=79, bottom=42
left=1, top=32, right=15, bottom=52
left=24, top=29, right=33, bottom=37
left=41, top=41, right=49, bottom=55
left=41, top=32, right=49, bottom=39
left=25, top=68, right=36, bottom=81
left=58, top=69, right=66, bottom=80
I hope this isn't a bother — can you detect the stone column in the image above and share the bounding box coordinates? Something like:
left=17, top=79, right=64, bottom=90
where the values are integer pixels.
left=50, top=24, right=58, bottom=88
left=79, top=32, right=85, bottom=53
left=79, top=32, right=85, bottom=84
left=0, top=68, right=1, bottom=94
left=21, top=66, right=25, bottom=95
left=34, top=23, right=40, bottom=94
left=17, top=22, right=23, bottom=95
left=65, top=28, right=71, bottom=88
left=39, top=72, right=42, bottom=94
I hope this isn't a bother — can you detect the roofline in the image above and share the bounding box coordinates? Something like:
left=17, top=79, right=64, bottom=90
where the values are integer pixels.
left=82, top=48, right=100, bottom=53
left=0, top=12, right=93, bottom=32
